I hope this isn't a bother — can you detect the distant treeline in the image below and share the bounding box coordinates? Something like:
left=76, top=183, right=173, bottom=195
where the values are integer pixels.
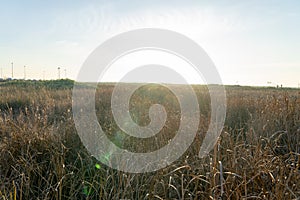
left=0, top=79, right=74, bottom=89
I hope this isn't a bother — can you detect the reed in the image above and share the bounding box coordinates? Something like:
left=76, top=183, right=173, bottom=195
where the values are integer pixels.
left=0, top=82, right=299, bottom=199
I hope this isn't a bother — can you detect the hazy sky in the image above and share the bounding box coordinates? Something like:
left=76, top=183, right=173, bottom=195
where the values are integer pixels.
left=0, top=0, right=299, bottom=87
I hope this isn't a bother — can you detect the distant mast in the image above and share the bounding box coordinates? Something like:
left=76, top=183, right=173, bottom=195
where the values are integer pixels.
left=11, top=62, right=13, bottom=79
left=58, top=67, right=61, bottom=79
left=24, top=65, right=26, bottom=80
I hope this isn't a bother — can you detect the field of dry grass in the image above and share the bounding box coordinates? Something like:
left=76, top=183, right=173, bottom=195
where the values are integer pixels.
left=0, top=80, right=299, bottom=199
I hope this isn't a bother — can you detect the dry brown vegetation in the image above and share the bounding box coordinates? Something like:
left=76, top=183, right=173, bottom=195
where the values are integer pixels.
left=0, top=80, right=299, bottom=199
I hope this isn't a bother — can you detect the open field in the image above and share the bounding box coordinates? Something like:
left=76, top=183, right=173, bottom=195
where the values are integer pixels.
left=0, top=80, right=299, bottom=199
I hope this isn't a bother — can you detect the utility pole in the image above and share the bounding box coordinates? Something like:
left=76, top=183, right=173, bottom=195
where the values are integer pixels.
left=24, top=66, right=26, bottom=80
left=11, top=62, right=14, bottom=78
left=64, top=69, right=67, bottom=79
left=43, top=70, right=45, bottom=80
left=1, top=67, right=2, bottom=78
left=58, top=67, right=61, bottom=79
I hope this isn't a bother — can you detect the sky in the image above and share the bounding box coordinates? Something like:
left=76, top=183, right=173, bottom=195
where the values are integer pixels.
left=0, top=0, right=299, bottom=87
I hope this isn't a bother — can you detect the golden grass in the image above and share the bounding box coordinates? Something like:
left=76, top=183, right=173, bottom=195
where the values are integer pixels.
left=0, top=83, right=299, bottom=199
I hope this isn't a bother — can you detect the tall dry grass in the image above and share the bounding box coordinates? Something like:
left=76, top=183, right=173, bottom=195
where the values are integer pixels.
left=0, top=82, right=299, bottom=199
